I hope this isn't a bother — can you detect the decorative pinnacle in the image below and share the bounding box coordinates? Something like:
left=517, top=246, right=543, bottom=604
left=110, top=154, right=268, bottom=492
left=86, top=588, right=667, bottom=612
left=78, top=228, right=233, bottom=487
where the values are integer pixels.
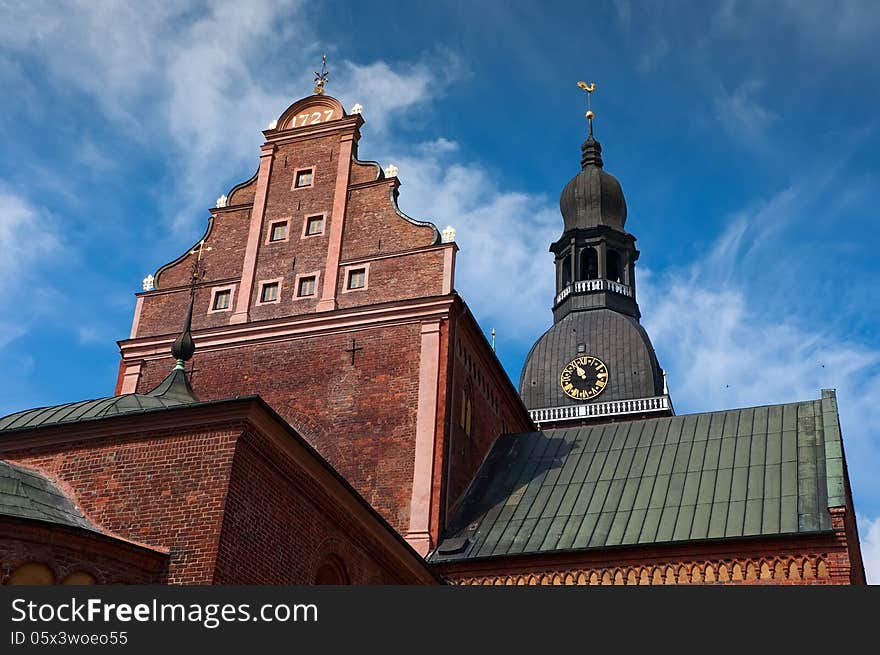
left=171, top=239, right=211, bottom=367
left=577, top=80, right=597, bottom=136
left=314, top=54, right=329, bottom=95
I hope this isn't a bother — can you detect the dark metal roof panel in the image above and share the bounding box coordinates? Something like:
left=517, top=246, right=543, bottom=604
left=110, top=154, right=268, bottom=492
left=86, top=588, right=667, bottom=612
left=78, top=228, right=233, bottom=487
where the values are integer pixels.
left=433, top=392, right=847, bottom=562
left=0, top=461, right=97, bottom=531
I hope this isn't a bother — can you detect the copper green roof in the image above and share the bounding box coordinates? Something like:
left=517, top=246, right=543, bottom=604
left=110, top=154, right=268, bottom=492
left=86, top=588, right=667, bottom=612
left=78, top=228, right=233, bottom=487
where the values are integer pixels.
left=0, top=460, right=97, bottom=530
left=432, top=390, right=848, bottom=562
left=0, top=369, right=198, bottom=433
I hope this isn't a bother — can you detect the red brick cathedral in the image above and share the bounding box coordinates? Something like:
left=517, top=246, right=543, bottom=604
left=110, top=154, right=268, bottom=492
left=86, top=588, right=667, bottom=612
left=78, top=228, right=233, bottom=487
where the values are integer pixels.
left=0, top=82, right=865, bottom=585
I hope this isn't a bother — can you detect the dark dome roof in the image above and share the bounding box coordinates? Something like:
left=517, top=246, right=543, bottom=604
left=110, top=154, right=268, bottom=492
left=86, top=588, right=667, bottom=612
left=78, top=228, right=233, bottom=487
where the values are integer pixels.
left=519, top=309, right=662, bottom=409
left=559, top=136, right=627, bottom=232
left=0, top=460, right=97, bottom=531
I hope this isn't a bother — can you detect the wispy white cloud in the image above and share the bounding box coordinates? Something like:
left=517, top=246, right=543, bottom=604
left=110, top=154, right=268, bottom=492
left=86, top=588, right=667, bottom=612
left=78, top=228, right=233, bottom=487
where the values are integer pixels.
left=371, top=143, right=558, bottom=346
left=858, top=515, right=880, bottom=584
left=713, top=79, right=777, bottom=145
left=0, top=0, right=468, bottom=237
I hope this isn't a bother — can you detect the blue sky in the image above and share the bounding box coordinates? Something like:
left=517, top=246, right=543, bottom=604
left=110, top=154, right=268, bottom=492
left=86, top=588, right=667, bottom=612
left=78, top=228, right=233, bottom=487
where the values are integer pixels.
left=1, top=1, right=878, bottom=579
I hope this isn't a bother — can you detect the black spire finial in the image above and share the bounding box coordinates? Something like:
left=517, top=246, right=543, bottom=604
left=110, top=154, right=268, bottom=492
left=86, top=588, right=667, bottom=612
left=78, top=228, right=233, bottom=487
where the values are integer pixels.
left=170, top=289, right=196, bottom=367
left=580, top=135, right=604, bottom=169
left=170, top=239, right=209, bottom=370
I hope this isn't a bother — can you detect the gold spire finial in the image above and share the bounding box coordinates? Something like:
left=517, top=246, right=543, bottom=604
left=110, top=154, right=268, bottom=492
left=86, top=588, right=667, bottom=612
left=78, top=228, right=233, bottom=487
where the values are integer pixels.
left=314, top=54, right=329, bottom=95
left=577, top=81, right=597, bottom=135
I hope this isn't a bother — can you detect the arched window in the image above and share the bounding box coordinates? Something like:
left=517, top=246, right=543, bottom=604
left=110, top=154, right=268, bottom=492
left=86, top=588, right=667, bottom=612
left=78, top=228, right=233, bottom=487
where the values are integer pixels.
left=606, top=249, right=622, bottom=283
left=561, top=255, right=572, bottom=287
left=8, top=562, right=54, bottom=585
left=314, top=555, right=350, bottom=585
left=460, top=383, right=473, bottom=437
left=62, top=571, right=97, bottom=585
left=580, top=247, right=598, bottom=280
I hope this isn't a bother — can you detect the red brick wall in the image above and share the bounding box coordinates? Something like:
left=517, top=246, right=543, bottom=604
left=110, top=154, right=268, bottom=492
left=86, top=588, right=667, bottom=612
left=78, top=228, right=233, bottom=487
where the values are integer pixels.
left=341, top=182, right=437, bottom=261
left=213, top=429, right=429, bottom=584
left=228, top=174, right=257, bottom=206
left=5, top=425, right=241, bottom=584
left=135, top=324, right=423, bottom=533
left=335, top=249, right=446, bottom=310
left=443, top=308, right=534, bottom=517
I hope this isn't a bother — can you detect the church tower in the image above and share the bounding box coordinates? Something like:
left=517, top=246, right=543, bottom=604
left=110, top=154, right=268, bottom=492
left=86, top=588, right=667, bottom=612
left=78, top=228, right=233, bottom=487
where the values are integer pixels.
left=520, top=86, right=672, bottom=427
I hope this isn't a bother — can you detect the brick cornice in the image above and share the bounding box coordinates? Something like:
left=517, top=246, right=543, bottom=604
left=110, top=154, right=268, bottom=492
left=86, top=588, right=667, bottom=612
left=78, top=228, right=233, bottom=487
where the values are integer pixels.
left=435, top=531, right=840, bottom=579
left=262, top=115, right=362, bottom=147
left=119, top=295, right=456, bottom=360
left=338, top=242, right=455, bottom=268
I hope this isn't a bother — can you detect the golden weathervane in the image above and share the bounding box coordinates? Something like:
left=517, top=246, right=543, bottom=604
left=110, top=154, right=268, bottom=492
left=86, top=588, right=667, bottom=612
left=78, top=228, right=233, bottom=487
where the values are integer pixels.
left=577, top=80, right=596, bottom=134
left=314, top=54, right=329, bottom=95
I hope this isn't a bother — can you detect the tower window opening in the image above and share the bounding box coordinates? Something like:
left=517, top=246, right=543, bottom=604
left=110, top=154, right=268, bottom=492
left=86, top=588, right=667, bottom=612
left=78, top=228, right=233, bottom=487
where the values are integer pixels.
left=580, top=247, right=598, bottom=280
left=561, top=255, right=572, bottom=287
left=607, top=249, right=622, bottom=283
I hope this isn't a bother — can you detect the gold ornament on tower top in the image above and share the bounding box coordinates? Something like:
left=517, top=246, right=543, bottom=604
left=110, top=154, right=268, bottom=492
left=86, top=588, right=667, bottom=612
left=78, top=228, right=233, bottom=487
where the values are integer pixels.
left=314, top=54, right=330, bottom=95
left=577, top=81, right=597, bottom=132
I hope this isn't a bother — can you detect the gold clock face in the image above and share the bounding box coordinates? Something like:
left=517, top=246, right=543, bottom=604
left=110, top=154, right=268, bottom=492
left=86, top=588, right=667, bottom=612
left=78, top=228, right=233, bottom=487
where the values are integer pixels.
left=560, top=355, right=609, bottom=401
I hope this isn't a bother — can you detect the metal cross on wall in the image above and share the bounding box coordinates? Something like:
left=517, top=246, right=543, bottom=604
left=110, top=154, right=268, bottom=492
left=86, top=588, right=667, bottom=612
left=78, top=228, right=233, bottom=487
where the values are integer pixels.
left=343, top=338, right=363, bottom=365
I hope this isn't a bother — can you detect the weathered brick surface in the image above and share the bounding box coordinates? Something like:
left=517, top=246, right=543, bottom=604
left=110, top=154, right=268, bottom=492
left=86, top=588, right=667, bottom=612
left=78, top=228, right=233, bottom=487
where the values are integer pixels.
left=335, top=250, right=446, bottom=310
left=213, top=428, right=431, bottom=584
left=228, top=173, right=257, bottom=205
left=349, top=158, right=382, bottom=185
left=153, top=208, right=250, bottom=290
left=6, top=426, right=239, bottom=584
left=442, top=307, right=534, bottom=519
left=250, top=134, right=341, bottom=319
left=135, top=324, right=423, bottom=533
left=341, top=181, right=437, bottom=261
left=1, top=401, right=434, bottom=585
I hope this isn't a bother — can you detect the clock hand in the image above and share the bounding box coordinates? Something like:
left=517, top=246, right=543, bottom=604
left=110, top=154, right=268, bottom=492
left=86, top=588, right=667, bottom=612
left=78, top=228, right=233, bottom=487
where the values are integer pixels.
left=574, top=363, right=587, bottom=379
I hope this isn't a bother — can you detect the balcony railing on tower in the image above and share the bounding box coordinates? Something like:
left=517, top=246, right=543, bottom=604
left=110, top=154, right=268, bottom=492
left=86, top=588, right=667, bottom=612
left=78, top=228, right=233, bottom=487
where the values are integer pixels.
left=529, top=394, right=672, bottom=425
left=555, top=278, right=633, bottom=305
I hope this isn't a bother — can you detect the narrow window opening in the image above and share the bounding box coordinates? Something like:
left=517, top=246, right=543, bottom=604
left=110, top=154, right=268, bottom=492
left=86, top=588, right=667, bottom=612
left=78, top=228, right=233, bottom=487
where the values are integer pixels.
left=270, top=221, right=288, bottom=242
left=298, top=276, right=316, bottom=297
left=347, top=268, right=366, bottom=290
left=213, top=290, right=231, bottom=310
left=295, top=169, right=314, bottom=188
left=305, top=215, right=324, bottom=235
left=607, top=249, right=622, bottom=283
left=260, top=282, right=279, bottom=303
left=561, top=255, right=572, bottom=286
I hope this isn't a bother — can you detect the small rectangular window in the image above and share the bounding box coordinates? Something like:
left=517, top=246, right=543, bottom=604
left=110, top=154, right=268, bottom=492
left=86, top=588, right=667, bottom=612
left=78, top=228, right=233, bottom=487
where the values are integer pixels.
left=212, top=289, right=231, bottom=310
left=270, top=221, right=288, bottom=242
left=260, top=282, right=279, bottom=303
left=305, top=215, right=324, bottom=235
left=295, top=169, right=313, bottom=188
left=298, top=276, right=316, bottom=297
left=347, top=268, right=366, bottom=290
